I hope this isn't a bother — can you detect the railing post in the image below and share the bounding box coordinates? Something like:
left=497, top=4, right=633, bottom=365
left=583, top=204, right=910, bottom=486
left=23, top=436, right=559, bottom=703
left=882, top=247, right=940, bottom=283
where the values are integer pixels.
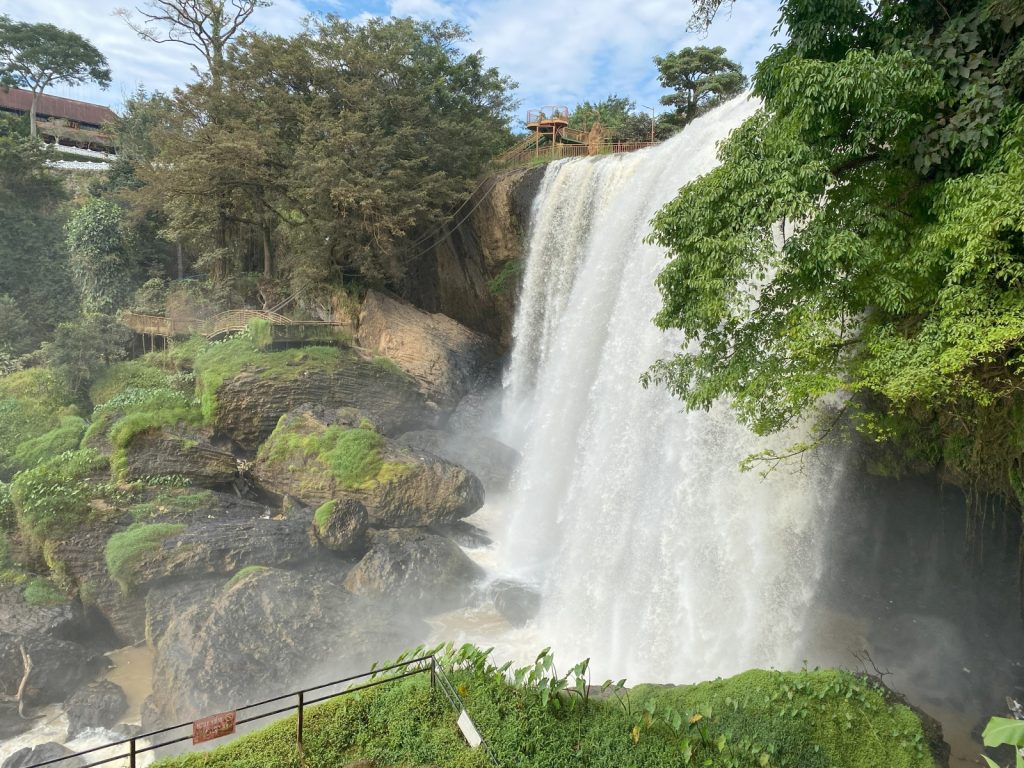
left=129, top=737, right=136, bottom=768
left=430, top=657, right=436, bottom=690
left=296, top=690, right=304, bottom=758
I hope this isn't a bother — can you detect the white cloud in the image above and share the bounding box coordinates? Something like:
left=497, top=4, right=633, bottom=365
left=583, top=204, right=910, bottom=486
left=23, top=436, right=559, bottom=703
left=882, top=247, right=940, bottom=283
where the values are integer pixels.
left=5, top=0, right=780, bottom=117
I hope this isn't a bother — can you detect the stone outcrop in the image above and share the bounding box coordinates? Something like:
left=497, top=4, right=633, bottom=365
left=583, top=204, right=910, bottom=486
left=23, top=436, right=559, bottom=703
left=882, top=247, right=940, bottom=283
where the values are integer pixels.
left=396, top=429, right=519, bottom=491
left=0, top=632, right=103, bottom=706
left=404, top=166, right=544, bottom=350
left=64, top=680, right=128, bottom=739
left=357, top=291, right=500, bottom=409
left=2, top=743, right=84, bottom=768
left=313, top=498, right=369, bottom=555
left=121, top=427, right=237, bottom=488
left=488, top=579, right=541, bottom=627
left=145, top=568, right=419, bottom=726
left=252, top=406, right=484, bottom=528
left=0, top=585, right=86, bottom=642
left=343, top=528, right=484, bottom=613
left=210, top=351, right=433, bottom=450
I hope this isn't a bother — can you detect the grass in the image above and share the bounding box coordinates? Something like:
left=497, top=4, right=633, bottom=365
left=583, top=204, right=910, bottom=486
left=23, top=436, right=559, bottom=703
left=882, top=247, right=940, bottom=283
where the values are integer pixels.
left=89, top=360, right=173, bottom=407
left=312, top=500, right=336, bottom=535
left=260, top=420, right=411, bottom=491
left=22, top=576, right=66, bottom=606
left=105, top=522, right=186, bottom=593
left=224, top=565, right=269, bottom=590
left=129, top=489, right=213, bottom=522
left=0, top=367, right=76, bottom=479
left=11, top=415, right=87, bottom=470
left=151, top=662, right=935, bottom=768
left=193, top=336, right=349, bottom=424
left=10, top=449, right=111, bottom=546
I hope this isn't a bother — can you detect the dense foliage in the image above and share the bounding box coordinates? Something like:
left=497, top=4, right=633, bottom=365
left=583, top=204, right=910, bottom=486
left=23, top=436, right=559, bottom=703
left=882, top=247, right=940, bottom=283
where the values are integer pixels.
left=153, top=646, right=934, bottom=768
left=125, top=16, right=516, bottom=291
left=647, top=0, right=1024, bottom=505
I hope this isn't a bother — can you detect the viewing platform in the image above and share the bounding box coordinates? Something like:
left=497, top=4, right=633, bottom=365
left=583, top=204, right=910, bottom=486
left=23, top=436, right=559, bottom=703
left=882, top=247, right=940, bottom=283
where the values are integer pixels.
left=119, top=309, right=349, bottom=346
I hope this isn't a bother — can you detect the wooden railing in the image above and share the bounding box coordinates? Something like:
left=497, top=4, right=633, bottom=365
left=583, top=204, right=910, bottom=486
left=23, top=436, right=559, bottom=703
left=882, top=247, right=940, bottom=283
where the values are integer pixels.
left=119, top=310, right=342, bottom=341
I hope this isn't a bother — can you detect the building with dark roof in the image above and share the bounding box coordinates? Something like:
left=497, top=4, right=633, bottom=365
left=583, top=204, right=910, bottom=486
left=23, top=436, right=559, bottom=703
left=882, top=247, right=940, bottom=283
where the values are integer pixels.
left=0, top=86, right=116, bottom=151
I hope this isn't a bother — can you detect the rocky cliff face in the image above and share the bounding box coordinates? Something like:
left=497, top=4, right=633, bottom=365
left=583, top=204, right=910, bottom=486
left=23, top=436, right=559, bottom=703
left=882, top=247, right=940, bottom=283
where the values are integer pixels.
left=403, top=166, right=544, bottom=351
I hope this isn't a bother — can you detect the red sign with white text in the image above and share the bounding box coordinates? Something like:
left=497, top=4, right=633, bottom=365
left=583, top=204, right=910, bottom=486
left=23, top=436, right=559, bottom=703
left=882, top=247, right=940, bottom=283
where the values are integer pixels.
left=192, top=710, right=237, bottom=744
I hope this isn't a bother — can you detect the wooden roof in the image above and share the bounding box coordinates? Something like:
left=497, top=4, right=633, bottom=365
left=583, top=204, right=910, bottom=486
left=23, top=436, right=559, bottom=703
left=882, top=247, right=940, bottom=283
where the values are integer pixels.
left=0, top=86, right=116, bottom=127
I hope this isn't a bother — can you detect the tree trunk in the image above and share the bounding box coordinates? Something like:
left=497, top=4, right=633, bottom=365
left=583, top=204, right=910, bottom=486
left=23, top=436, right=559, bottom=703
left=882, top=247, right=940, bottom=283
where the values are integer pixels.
left=29, top=90, right=40, bottom=139
left=262, top=225, right=272, bottom=278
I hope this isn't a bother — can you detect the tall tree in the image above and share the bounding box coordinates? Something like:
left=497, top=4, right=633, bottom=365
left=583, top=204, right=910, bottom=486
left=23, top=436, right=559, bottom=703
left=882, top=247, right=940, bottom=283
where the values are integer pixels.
left=117, top=0, right=270, bottom=90
left=647, top=1, right=1024, bottom=505
left=0, top=16, right=111, bottom=139
left=654, top=45, right=746, bottom=128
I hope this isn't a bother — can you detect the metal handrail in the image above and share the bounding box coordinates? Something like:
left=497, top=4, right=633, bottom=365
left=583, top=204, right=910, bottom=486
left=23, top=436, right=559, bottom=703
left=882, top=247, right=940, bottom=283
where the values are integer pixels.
left=22, top=655, right=499, bottom=768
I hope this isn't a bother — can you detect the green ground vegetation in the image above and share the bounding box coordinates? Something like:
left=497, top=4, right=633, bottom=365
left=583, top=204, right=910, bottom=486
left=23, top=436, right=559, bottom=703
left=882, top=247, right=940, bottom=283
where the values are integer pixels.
left=104, top=521, right=186, bottom=593
left=0, top=367, right=77, bottom=479
left=11, top=415, right=87, bottom=470
left=152, top=647, right=934, bottom=768
left=128, top=488, right=213, bottom=522
left=10, top=448, right=110, bottom=547
left=89, top=359, right=174, bottom=406
left=260, top=417, right=410, bottom=490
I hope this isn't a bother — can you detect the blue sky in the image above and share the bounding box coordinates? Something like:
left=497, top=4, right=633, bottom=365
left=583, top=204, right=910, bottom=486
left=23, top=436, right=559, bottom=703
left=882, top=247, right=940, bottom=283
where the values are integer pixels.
left=7, top=0, right=781, bottom=126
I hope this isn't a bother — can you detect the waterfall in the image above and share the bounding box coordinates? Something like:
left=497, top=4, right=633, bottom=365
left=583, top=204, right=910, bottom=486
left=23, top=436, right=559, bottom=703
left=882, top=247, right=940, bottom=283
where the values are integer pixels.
left=493, top=95, right=839, bottom=684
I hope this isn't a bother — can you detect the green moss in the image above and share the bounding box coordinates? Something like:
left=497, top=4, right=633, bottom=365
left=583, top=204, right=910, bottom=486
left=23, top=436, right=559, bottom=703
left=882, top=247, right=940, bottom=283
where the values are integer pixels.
left=260, top=420, right=411, bottom=491
left=12, top=416, right=87, bottom=470
left=105, top=522, right=186, bottom=593
left=313, top=500, right=336, bottom=536
left=22, top=576, right=66, bottom=606
left=151, top=663, right=933, bottom=768
left=129, top=489, right=213, bottom=521
left=487, top=258, right=523, bottom=295
left=224, top=565, right=269, bottom=590
left=89, top=360, right=172, bottom=407
left=11, top=449, right=110, bottom=546
left=0, top=368, right=76, bottom=479
left=193, top=336, right=348, bottom=424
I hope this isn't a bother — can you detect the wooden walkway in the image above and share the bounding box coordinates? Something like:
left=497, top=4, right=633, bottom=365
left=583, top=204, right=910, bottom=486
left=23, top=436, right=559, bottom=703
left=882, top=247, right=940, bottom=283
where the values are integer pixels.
left=120, top=310, right=346, bottom=342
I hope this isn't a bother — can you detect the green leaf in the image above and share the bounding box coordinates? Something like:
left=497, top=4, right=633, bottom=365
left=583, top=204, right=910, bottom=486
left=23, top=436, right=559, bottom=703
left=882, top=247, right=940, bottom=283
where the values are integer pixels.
left=983, top=718, right=1024, bottom=748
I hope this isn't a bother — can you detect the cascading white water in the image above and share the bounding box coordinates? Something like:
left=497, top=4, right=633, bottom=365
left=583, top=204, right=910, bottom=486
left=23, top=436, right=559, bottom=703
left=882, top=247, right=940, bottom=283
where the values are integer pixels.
left=491, top=95, right=839, bottom=684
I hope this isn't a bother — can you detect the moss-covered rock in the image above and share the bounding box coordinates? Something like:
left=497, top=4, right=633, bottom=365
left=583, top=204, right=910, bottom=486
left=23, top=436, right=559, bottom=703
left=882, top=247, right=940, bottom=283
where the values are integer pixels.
left=312, top=498, right=368, bottom=555
left=119, top=426, right=237, bottom=488
left=253, top=405, right=484, bottom=528
left=192, top=337, right=432, bottom=450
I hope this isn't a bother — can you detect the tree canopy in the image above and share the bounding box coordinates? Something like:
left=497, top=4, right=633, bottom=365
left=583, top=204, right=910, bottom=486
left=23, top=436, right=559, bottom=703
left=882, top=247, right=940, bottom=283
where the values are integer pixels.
left=653, top=45, right=746, bottom=128
left=0, top=16, right=110, bottom=137
left=648, top=0, right=1024, bottom=503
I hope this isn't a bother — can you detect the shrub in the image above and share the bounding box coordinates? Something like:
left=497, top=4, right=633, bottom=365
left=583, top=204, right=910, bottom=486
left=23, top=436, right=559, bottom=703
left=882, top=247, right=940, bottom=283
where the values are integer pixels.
left=0, top=482, right=13, bottom=531
left=12, top=415, right=87, bottom=470
left=11, top=449, right=109, bottom=546
left=245, top=318, right=273, bottom=350
left=105, top=522, right=186, bottom=593
left=89, top=360, right=172, bottom=407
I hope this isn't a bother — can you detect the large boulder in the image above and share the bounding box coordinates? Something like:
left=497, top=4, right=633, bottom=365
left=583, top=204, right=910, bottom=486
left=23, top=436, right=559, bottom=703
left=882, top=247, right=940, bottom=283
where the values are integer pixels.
left=357, top=291, right=500, bottom=409
left=396, top=429, right=519, bottom=491
left=253, top=406, right=484, bottom=528
left=120, top=427, right=237, bottom=488
left=488, top=579, right=541, bottom=627
left=343, top=528, right=484, bottom=613
left=0, top=584, right=86, bottom=641
left=208, top=347, right=433, bottom=450
left=145, top=568, right=419, bottom=726
left=65, top=680, right=128, bottom=739
left=312, top=498, right=369, bottom=555
left=0, top=632, right=102, bottom=706
left=2, top=743, right=84, bottom=768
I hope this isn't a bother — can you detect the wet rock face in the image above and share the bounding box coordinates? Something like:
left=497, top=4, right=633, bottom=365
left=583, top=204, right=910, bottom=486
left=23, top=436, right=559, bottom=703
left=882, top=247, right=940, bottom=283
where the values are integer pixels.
left=121, top=427, right=237, bottom=488
left=64, top=680, right=128, bottom=740
left=0, top=585, right=86, bottom=642
left=212, top=356, right=434, bottom=451
left=2, top=742, right=84, bottom=768
left=252, top=405, right=485, bottom=528
left=343, top=528, right=484, bottom=613
left=488, top=580, right=541, bottom=627
left=146, top=568, right=419, bottom=726
left=0, top=632, right=103, bottom=707
left=396, top=429, right=519, bottom=491
left=357, top=291, right=501, bottom=409
left=313, top=498, right=369, bottom=555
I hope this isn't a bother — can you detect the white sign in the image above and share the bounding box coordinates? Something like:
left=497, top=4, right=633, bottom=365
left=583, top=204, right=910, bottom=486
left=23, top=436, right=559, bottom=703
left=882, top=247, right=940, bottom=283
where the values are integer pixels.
left=457, top=709, right=482, bottom=748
